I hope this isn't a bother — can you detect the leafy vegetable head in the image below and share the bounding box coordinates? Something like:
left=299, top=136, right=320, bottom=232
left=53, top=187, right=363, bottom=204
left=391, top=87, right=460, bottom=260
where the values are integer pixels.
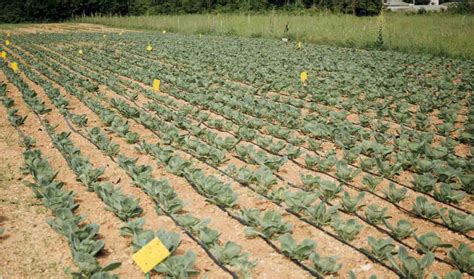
left=279, top=233, right=316, bottom=261
left=439, top=208, right=474, bottom=234
left=335, top=161, right=361, bottom=182
left=303, top=201, right=338, bottom=226
left=387, top=246, right=434, bottom=279
left=383, top=183, right=407, bottom=204
left=210, top=241, right=256, bottom=278
left=414, top=232, right=452, bottom=253
left=383, top=219, right=416, bottom=240
left=284, top=190, right=318, bottom=213
left=364, top=236, right=395, bottom=261
left=309, top=252, right=342, bottom=275
left=362, top=174, right=383, bottom=192
left=433, top=183, right=465, bottom=204
left=412, top=196, right=440, bottom=219
left=448, top=243, right=473, bottom=274
left=242, top=209, right=292, bottom=239
left=331, top=218, right=363, bottom=241
left=365, top=204, right=390, bottom=225
left=319, top=179, right=343, bottom=201
left=154, top=251, right=198, bottom=279
left=341, top=191, right=365, bottom=213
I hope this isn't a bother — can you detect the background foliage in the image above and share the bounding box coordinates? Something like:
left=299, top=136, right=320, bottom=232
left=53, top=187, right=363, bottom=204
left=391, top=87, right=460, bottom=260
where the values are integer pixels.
left=0, top=0, right=386, bottom=23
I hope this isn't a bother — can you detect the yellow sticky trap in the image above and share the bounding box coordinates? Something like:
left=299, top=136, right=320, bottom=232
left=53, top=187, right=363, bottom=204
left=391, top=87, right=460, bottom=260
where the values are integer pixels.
left=132, top=238, right=170, bottom=273
left=300, top=71, right=308, bottom=84
left=78, top=49, right=83, bottom=55
left=147, top=44, right=153, bottom=52
left=5, top=40, right=10, bottom=46
left=162, top=30, right=166, bottom=34
left=1, top=51, right=6, bottom=59
left=10, top=62, right=19, bottom=73
left=153, top=79, right=160, bottom=92
left=297, top=41, right=302, bottom=49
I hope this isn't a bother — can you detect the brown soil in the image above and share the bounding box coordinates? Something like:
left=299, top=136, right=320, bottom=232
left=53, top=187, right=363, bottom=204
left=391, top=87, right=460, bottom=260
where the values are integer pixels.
left=38, top=40, right=472, bottom=275
left=0, top=103, right=73, bottom=278
left=1, top=23, right=472, bottom=279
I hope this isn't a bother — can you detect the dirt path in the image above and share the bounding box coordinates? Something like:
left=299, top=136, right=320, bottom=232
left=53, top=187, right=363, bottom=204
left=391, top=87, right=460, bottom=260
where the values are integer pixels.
left=0, top=102, right=73, bottom=278
left=1, top=23, right=472, bottom=279
left=4, top=23, right=131, bottom=35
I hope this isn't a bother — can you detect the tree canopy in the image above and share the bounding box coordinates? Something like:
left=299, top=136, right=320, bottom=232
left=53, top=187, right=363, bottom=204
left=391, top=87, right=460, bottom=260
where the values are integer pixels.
left=0, top=0, right=384, bottom=23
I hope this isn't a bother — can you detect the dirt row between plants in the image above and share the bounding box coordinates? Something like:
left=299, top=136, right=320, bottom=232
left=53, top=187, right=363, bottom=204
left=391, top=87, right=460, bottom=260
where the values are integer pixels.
left=0, top=65, right=231, bottom=277
left=0, top=100, right=74, bottom=278
left=30, top=40, right=472, bottom=246
left=5, top=38, right=462, bottom=278
left=1, top=24, right=472, bottom=278
left=3, top=23, right=129, bottom=35
left=1, top=44, right=319, bottom=278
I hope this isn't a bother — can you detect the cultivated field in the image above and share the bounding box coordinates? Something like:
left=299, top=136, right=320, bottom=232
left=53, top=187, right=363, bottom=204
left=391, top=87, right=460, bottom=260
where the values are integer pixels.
left=0, top=24, right=472, bottom=278
left=75, top=13, right=474, bottom=59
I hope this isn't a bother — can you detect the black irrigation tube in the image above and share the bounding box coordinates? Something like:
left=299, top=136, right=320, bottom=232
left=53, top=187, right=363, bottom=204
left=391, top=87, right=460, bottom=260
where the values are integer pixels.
left=18, top=43, right=474, bottom=243
left=42, top=70, right=321, bottom=278
left=179, top=175, right=323, bottom=279
left=164, top=213, right=240, bottom=278
left=222, top=153, right=462, bottom=271
left=114, top=43, right=470, bottom=158
left=22, top=43, right=474, bottom=269
left=39, top=39, right=471, bottom=178
left=67, top=44, right=473, bottom=212
left=36, top=48, right=345, bottom=278
left=192, top=162, right=402, bottom=276
left=62, top=74, right=463, bottom=274
left=50, top=118, right=237, bottom=279
left=107, top=101, right=321, bottom=278
left=100, top=78, right=473, bottom=270
left=24, top=40, right=472, bottom=276
left=8, top=55, right=240, bottom=279
left=68, top=121, right=240, bottom=279
left=0, top=76, right=316, bottom=279
left=107, top=99, right=398, bottom=277
left=10, top=43, right=467, bottom=273
left=125, top=42, right=470, bottom=140
left=61, top=79, right=372, bottom=278
left=42, top=42, right=473, bottom=215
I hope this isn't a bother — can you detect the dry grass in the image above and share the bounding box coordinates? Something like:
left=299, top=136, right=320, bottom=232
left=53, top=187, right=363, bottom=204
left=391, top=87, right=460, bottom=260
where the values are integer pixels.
left=73, top=12, right=474, bottom=59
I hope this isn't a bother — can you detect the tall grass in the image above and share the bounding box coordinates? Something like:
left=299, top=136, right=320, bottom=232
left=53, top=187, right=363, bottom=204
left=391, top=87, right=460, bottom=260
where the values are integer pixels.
left=72, top=12, right=474, bottom=59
